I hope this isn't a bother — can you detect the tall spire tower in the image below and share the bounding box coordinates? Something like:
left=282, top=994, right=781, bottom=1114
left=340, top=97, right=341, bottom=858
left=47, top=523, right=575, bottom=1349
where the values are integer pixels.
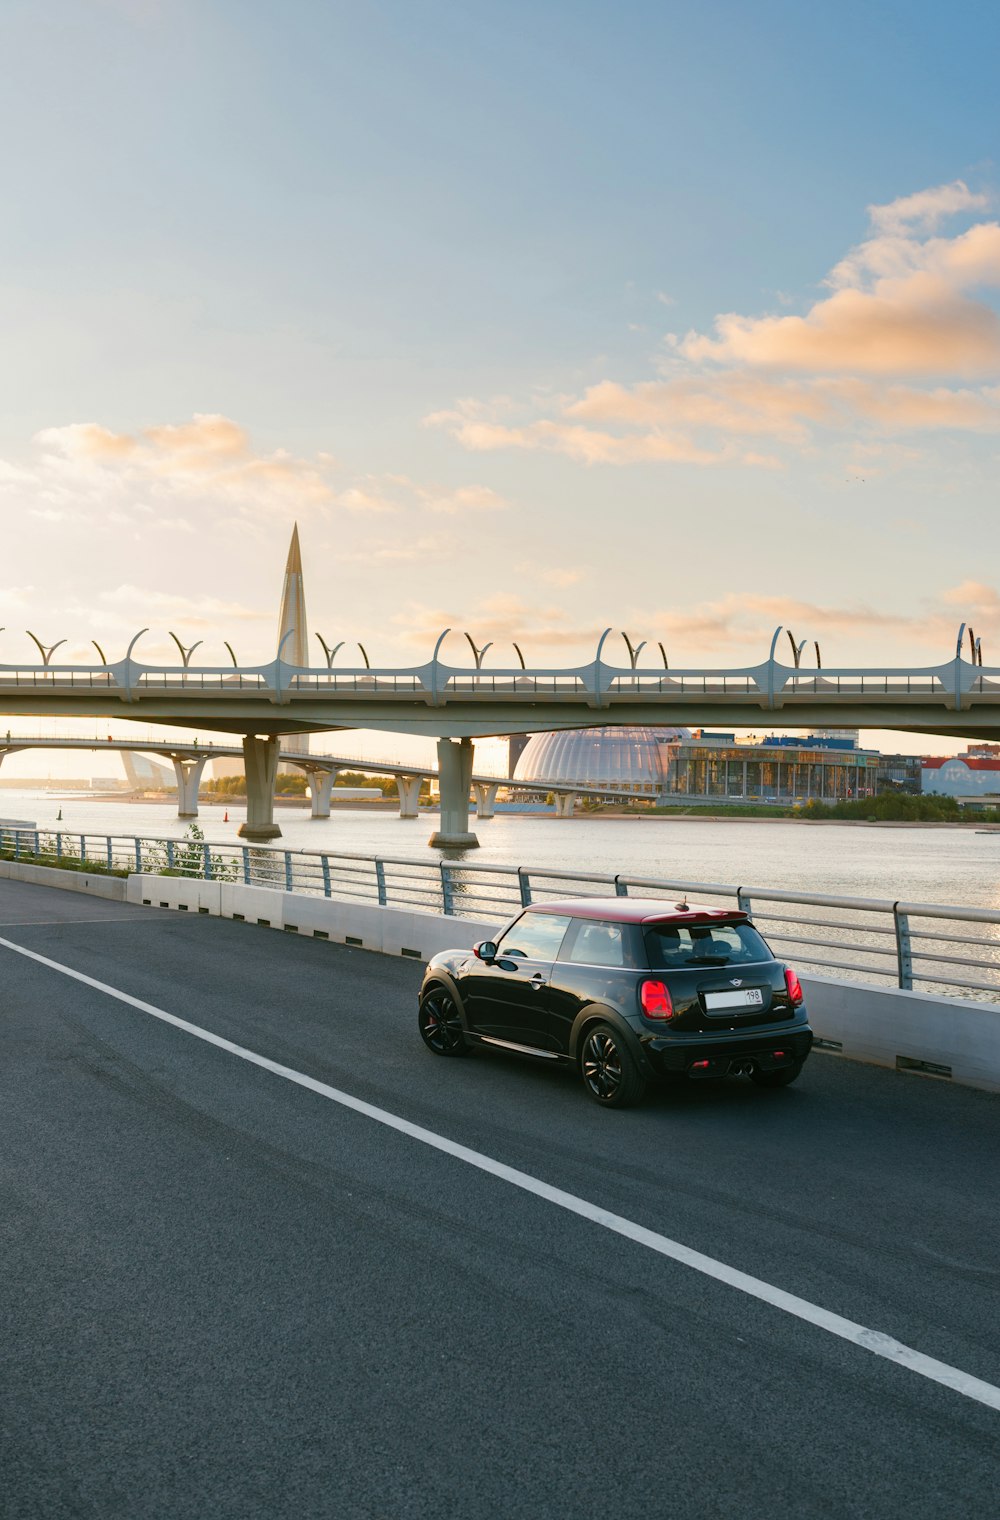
left=277, top=522, right=309, bottom=757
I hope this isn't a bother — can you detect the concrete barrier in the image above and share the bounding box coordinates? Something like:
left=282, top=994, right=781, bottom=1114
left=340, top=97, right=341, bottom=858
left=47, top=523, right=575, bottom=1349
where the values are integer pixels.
left=126, top=875, right=498, bottom=960
left=0, top=859, right=127, bottom=901
left=801, top=974, right=1000, bottom=1094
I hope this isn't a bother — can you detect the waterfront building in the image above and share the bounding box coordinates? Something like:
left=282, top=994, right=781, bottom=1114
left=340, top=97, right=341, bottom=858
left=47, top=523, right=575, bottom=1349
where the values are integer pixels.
left=513, top=726, right=687, bottom=797
left=662, top=735, right=877, bottom=803
left=876, top=754, right=923, bottom=795
left=512, top=726, right=878, bottom=804
left=921, top=753, right=1000, bottom=799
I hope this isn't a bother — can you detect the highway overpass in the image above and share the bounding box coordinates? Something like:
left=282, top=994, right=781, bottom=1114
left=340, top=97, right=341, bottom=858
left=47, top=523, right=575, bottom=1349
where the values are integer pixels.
left=2, top=622, right=997, bottom=842
left=0, top=736, right=630, bottom=829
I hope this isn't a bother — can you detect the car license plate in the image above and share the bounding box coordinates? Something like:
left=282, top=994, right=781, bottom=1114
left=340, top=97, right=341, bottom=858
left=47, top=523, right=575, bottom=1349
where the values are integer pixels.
left=704, top=988, right=764, bottom=1012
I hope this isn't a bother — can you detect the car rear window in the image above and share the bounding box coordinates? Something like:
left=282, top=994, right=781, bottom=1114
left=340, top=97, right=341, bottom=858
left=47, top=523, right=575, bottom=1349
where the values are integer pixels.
left=644, top=920, right=771, bottom=968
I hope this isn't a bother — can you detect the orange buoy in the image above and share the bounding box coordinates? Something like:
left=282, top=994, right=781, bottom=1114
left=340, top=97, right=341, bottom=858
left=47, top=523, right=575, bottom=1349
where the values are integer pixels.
left=223, top=810, right=229, bottom=822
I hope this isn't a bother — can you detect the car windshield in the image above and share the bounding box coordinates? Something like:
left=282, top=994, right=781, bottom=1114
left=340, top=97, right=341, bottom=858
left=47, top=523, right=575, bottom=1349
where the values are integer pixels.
left=645, top=921, right=770, bottom=968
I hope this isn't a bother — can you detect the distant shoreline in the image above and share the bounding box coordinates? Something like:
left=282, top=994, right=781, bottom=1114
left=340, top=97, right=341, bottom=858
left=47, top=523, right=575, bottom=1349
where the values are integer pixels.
left=15, top=790, right=997, bottom=832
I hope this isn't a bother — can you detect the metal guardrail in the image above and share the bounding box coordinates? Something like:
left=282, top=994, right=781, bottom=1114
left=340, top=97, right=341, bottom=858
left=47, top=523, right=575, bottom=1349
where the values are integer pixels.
left=3, top=825, right=1000, bottom=1003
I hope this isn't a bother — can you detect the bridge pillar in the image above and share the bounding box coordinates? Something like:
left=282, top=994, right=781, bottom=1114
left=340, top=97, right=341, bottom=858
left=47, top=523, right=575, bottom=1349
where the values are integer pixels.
left=554, top=792, right=576, bottom=818
left=395, top=774, right=423, bottom=819
left=306, top=767, right=338, bottom=818
left=429, top=738, right=478, bottom=849
left=170, top=755, right=208, bottom=818
left=473, top=782, right=500, bottom=819
left=238, top=735, right=281, bottom=841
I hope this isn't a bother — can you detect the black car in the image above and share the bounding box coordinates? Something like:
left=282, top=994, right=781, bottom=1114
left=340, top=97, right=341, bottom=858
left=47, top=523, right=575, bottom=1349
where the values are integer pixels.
left=417, top=897, right=813, bottom=1107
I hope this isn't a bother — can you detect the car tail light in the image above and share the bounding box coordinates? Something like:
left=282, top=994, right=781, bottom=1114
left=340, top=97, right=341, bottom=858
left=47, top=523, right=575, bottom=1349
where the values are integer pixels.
left=640, top=980, right=673, bottom=1018
left=784, top=968, right=803, bottom=1006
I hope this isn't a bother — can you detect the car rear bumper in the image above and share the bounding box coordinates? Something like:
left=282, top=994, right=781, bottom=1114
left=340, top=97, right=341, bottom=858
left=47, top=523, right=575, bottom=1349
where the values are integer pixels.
left=642, top=1022, right=813, bottom=1076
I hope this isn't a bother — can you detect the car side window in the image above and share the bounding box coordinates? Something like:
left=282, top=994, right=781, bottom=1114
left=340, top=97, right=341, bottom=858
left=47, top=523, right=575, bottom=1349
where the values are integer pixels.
left=562, top=918, right=627, bottom=968
left=497, top=912, right=573, bottom=961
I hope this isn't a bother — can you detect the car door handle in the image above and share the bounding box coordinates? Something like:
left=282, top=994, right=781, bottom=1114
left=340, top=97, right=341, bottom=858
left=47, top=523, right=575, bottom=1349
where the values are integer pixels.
left=529, top=973, right=547, bottom=989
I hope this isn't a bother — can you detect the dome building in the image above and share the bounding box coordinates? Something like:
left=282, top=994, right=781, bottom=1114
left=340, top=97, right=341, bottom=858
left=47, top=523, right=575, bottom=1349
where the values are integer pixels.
left=512, top=726, right=688, bottom=798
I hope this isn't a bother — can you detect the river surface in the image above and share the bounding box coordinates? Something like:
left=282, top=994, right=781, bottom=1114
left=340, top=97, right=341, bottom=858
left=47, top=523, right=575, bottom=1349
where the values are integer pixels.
left=4, top=790, right=999, bottom=911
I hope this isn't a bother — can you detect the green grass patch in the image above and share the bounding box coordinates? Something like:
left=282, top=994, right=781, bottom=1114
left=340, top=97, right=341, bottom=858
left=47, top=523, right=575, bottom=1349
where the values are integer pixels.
left=0, top=847, right=129, bottom=877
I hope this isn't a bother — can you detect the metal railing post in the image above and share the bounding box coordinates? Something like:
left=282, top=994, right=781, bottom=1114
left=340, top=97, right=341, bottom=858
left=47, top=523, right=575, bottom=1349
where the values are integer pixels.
left=375, top=858, right=387, bottom=906
left=33, top=829, right=40, bottom=855
left=134, top=838, right=142, bottom=871
left=518, top=867, right=532, bottom=906
left=14, top=832, right=20, bottom=861
left=203, top=842, right=213, bottom=881
left=166, top=840, right=175, bottom=870
left=284, top=852, right=293, bottom=891
left=894, top=904, right=913, bottom=990
left=614, top=876, right=629, bottom=896
left=55, top=832, right=62, bottom=862
left=242, top=846, right=251, bottom=885
left=737, top=887, right=753, bottom=918
left=321, top=854, right=332, bottom=898
left=441, top=861, right=455, bottom=915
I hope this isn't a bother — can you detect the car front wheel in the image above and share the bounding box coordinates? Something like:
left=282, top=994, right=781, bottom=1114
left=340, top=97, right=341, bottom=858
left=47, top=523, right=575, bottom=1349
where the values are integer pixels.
left=418, top=988, right=469, bottom=1057
left=580, top=1023, right=647, bottom=1108
left=750, top=1060, right=804, bottom=1089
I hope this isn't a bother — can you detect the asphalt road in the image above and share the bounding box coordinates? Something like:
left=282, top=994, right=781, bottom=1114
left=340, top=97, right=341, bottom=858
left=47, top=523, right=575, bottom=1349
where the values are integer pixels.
left=1, top=877, right=998, bottom=1520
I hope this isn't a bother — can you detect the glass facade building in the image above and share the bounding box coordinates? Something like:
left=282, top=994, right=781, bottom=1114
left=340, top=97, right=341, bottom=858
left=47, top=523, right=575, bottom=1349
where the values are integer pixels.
left=513, top=726, right=878, bottom=802
left=662, top=743, right=877, bottom=802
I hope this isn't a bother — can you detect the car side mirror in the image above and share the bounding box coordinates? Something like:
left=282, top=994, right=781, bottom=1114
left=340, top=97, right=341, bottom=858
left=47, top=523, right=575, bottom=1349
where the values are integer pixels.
left=475, top=940, right=498, bottom=962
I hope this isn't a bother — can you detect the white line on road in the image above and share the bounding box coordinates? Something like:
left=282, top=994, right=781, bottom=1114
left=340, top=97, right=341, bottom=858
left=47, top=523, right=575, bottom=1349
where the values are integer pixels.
left=5, top=931, right=1000, bottom=1416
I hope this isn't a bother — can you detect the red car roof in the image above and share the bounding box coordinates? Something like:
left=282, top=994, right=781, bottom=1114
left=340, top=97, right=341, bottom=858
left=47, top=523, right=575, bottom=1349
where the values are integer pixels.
left=525, top=896, right=747, bottom=926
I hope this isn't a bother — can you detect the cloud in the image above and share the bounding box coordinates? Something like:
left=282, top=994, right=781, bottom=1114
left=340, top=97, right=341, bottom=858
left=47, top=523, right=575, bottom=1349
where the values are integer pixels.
left=428, top=181, right=1000, bottom=466
left=680, top=184, right=1000, bottom=378
left=2, top=417, right=510, bottom=548
left=26, top=413, right=340, bottom=523
left=393, top=595, right=601, bottom=654
left=333, top=485, right=397, bottom=513
left=565, top=375, right=830, bottom=439
left=426, top=406, right=728, bottom=465
left=387, top=576, right=1000, bottom=667
left=868, top=180, right=990, bottom=234
left=401, top=481, right=509, bottom=515
left=680, top=279, right=1000, bottom=377
left=98, top=585, right=263, bottom=623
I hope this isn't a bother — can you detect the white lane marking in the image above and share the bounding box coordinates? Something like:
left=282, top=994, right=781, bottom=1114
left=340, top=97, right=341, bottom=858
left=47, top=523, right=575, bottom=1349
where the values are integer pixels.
left=5, top=931, right=1000, bottom=1416
left=0, top=917, right=150, bottom=928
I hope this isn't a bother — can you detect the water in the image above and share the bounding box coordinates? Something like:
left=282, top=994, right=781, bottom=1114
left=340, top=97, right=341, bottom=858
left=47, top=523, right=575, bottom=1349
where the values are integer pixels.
left=6, top=789, right=1000, bottom=912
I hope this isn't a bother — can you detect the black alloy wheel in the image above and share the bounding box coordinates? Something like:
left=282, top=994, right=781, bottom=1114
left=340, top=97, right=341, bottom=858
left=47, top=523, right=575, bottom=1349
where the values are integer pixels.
left=750, top=1060, right=804, bottom=1089
left=418, top=988, right=469, bottom=1057
left=580, top=1023, right=647, bottom=1108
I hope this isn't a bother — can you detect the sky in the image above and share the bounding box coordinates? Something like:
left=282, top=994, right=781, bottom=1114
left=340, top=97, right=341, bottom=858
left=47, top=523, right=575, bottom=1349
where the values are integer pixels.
left=2, top=0, right=999, bottom=773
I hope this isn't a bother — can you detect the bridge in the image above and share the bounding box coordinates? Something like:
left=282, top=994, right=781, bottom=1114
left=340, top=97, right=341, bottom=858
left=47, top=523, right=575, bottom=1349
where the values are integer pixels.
left=0, top=736, right=633, bottom=829
left=1, top=622, right=995, bottom=842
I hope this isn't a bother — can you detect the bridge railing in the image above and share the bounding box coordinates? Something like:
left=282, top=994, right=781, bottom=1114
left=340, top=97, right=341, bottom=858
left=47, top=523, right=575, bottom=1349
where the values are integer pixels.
left=2, top=824, right=1000, bottom=1002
